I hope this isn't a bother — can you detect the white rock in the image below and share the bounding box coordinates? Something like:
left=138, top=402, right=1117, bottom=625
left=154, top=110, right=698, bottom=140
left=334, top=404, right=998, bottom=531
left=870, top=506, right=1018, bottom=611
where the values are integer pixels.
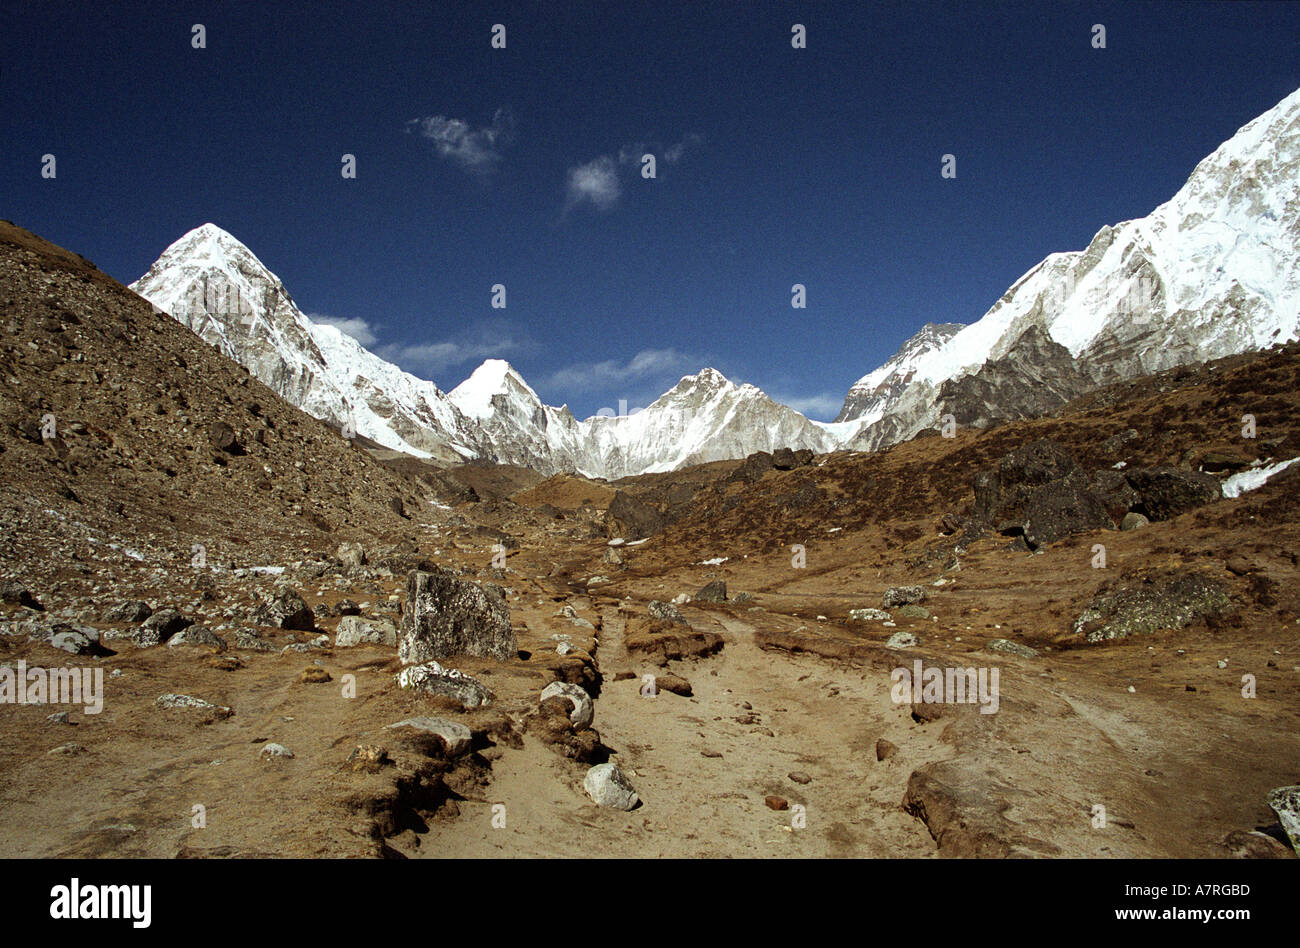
left=584, top=762, right=639, bottom=810
left=540, top=681, right=593, bottom=730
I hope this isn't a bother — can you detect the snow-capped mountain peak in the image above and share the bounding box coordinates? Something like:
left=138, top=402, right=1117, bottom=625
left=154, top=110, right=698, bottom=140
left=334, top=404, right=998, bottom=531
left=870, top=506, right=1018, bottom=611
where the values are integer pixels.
left=838, top=86, right=1300, bottom=450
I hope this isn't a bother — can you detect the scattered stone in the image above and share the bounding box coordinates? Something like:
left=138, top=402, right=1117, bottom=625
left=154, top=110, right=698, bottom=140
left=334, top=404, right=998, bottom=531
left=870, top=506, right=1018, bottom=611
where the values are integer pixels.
left=899, top=604, right=931, bottom=619
left=156, top=693, right=232, bottom=717
left=788, top=771, right=812, bottom=785
left=397, top=661, right=493, bottom=708
left=849, top=608, right=891, bottom=622
left=876, top=739, right=898, bottom=761
left=648, top=600, right=688, bottom=626
left=1120, top=512, right=1149, bottom=531
left=764, top=795, right=789, bottom=811
left=882, top=586, right=926, bottom=608
left=540, top=681, right=594, bottom=730
left=167, top=624, right=225, bottom=650
left=46, top=711, right=70, bottom=725
left=335, top=615, right=397, bottom=647
left=346, top=744, right=390, bottom=773
left=654, top=673, right=693, bottom=697
left=1266, top=785, right=1300, bottom=853
left=299, top=667, right=331, bottom=684
left=886, top=631, right=920, bottom=650
left=583, top=762, right=639, bottom=810
left=701, top=749, right=723, bottom=759
left=259, top=742, right=294, bottom=760
left=398, top=568, right=515, bottom=664
left=103, top=600, right=152, bottom=623
left=385, top=717, right=472, bottom=757
left=988, top=638, right=1039, bottom=658
left=694, top=580, right=728, bottom=603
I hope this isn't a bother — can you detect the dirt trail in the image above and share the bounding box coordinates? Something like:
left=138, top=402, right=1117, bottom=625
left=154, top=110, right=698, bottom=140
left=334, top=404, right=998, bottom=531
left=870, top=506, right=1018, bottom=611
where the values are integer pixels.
left=415, top=607, right=939, bottom=857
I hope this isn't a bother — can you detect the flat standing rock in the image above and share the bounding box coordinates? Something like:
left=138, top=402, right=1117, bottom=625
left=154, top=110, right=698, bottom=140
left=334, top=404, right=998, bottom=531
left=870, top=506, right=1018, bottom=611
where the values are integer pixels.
left=385, top=717, right=472, bottom=757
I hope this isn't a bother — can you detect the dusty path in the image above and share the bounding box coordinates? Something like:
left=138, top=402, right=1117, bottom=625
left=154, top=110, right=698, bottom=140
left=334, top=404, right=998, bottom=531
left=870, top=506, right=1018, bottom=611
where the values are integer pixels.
left=414, top=607, right=939, bottom=857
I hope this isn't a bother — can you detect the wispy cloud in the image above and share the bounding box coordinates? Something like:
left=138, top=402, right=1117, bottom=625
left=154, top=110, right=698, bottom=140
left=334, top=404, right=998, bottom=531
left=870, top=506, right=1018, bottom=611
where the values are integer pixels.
left=307, top=313, right=378, bottom=347
left=617, top=132, right=703, bottom=167
left=566, top=133, right=702, bottom=214
left=407, top=107, right=516, bottom=173
left=565, top=155, right=621, bottom=211
left=376, top=320, right=530, bottom=379
left=545, top=347, right=701, bottom=391
left=772, top=391, right=844, bottom=420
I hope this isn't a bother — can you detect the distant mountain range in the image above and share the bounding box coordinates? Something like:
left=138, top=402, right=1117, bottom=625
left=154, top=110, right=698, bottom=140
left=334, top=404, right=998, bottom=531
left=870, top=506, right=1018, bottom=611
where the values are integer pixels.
left=131, top=86, right=1300, bottom=478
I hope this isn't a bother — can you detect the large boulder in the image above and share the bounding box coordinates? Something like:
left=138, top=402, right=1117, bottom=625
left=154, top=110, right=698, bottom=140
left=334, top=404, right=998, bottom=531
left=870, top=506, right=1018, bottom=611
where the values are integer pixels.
left=1072, top=570, right=1232, bottom=643
left=398, top=568, right=515, bottom=664
left=604, top=491, right=665, bottom=540
left=882, top=585, right=926, bottom=608
left=772, top=447, right=815, bottom=470
left=252, top=587, right=315, bottom=631
left=397, top=662, right=494, bottom=708
left=139, top=608, right=192, bottom=646
left=1125, top=467, right=1222, bottom=521
left=1019, top=480, right=1114, bottom=547
left=336, top=615, right=398, bottom=648
left=974, top=439, right=1086, bottom=525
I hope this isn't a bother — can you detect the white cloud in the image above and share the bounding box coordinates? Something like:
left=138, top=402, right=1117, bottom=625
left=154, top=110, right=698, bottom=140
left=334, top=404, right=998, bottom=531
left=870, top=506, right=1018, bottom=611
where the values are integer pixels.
left=617, top=132, right=702, bottom=167
left=377, top=324, right=526, bottom=378
left=546, top=347, right=700, bottom=391
left=407, top=107, right=515, bottom=172
left=565, top=155, right=621, bottom=211
left=772, top=391, right=844, bottom=420
left=306, top=314, right=378, bottom=347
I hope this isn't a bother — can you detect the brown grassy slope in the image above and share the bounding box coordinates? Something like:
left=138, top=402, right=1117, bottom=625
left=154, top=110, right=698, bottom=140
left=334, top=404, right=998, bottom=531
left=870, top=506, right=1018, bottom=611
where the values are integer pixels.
left=0, top=220, right=431, bottom=582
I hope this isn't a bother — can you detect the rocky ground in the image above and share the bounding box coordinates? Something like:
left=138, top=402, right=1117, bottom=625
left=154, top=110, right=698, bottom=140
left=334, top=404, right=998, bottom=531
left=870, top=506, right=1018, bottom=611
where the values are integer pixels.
left=1, top=221, right=1297, bottom=858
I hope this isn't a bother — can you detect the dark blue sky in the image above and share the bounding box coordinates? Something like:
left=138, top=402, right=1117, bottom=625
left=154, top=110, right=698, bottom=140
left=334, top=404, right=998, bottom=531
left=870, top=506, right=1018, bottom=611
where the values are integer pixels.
left=3, top=1, right=1298, bottom=419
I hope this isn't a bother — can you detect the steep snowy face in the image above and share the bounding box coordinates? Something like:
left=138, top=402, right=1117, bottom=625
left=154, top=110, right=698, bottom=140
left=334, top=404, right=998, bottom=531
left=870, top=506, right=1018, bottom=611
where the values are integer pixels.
left=576, top=368, right=839, bottom=480
left=447, top=359, right=584, bottom=473
left=130, top=224, right=481, bottom=462
left=835, top=323, right=965, bottom=424
left=843, top=86, right=1300, bottom=451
